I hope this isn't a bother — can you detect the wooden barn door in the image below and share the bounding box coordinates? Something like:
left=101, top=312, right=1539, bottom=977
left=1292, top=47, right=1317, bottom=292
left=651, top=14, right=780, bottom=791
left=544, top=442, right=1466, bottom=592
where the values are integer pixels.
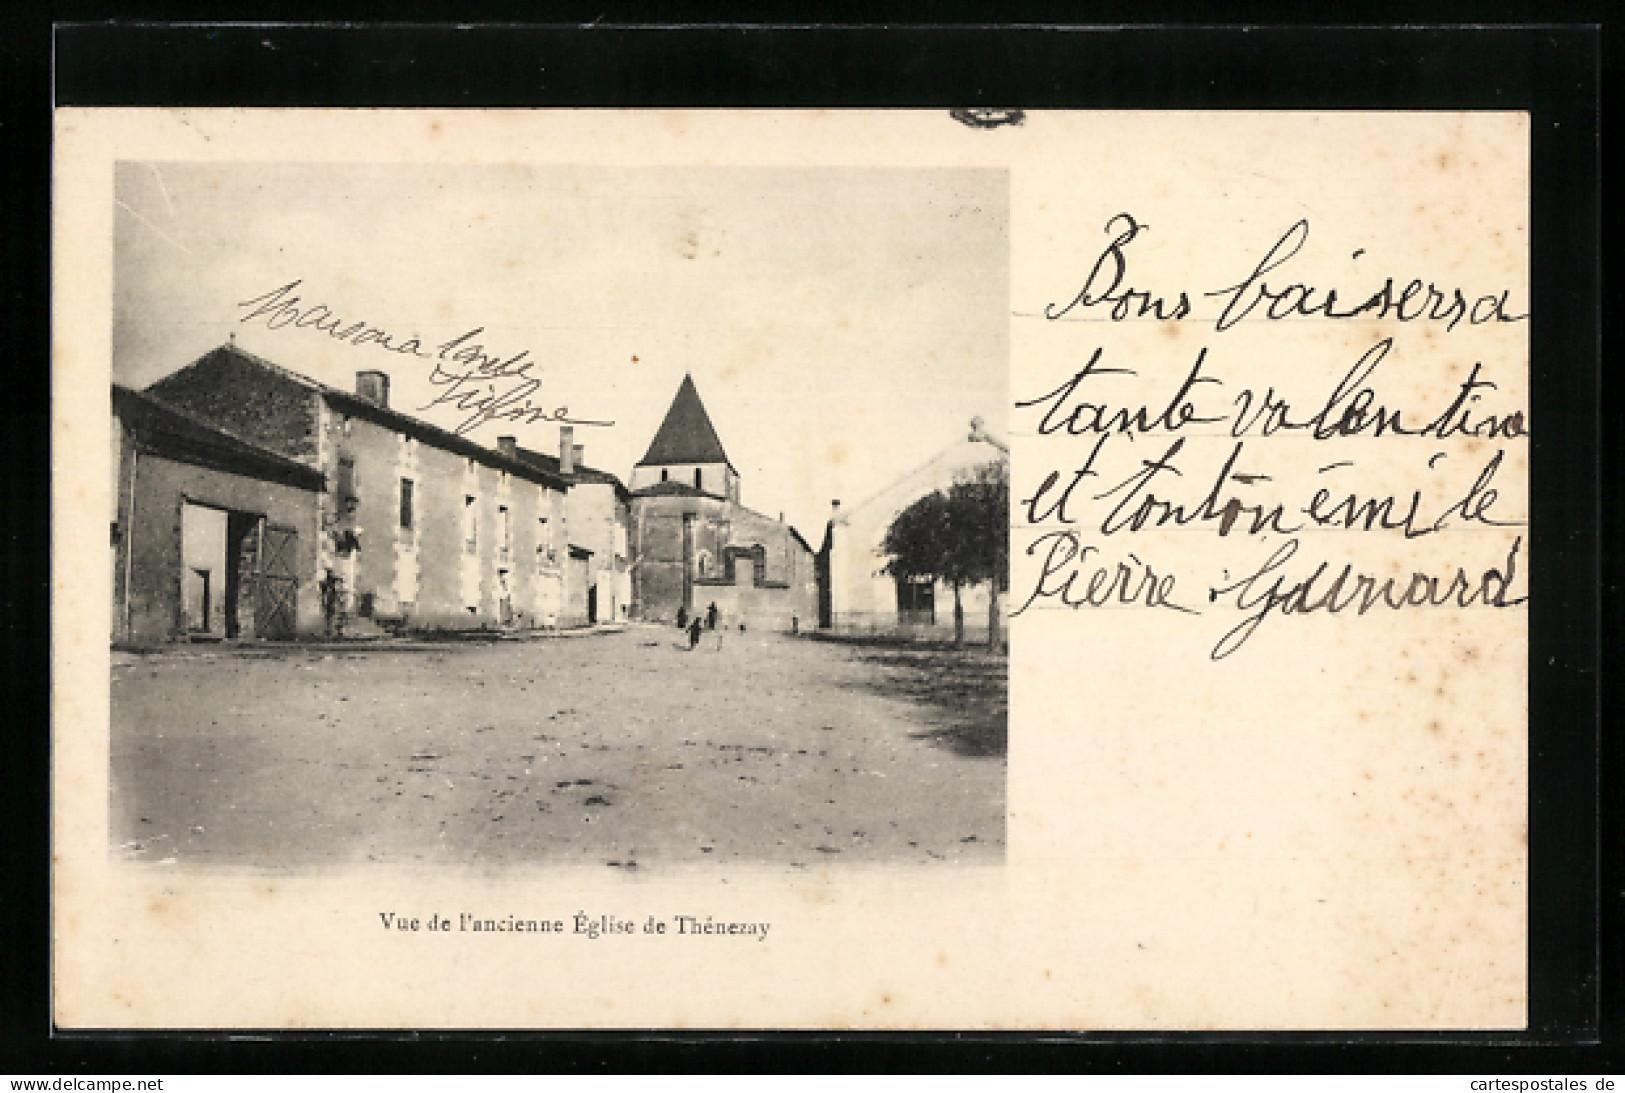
left=245, top=522, right=300, bottom=640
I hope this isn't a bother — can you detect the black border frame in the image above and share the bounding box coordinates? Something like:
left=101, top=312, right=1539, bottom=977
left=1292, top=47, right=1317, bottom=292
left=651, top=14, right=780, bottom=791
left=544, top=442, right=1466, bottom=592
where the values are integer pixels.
left=2, top=18, right=1606, bottom=1074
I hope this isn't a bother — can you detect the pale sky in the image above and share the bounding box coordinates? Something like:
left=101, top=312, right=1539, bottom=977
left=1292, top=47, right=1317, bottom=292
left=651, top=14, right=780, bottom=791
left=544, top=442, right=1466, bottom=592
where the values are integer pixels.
left=113, top=162, right=1008, bottom=540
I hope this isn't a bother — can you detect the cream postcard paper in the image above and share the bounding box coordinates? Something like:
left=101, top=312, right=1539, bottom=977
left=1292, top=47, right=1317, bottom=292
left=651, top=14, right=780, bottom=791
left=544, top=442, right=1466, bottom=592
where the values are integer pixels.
left=54, top=110, right=1527, bottom=1028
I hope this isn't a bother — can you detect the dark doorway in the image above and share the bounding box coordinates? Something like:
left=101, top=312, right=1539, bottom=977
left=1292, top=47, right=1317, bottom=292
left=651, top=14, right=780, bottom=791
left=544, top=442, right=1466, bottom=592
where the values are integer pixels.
left=587, top=584, right=598, bottom=625
left=895, top=576, right=935, bottom=627
left=225, top=511, right=258, bottom=638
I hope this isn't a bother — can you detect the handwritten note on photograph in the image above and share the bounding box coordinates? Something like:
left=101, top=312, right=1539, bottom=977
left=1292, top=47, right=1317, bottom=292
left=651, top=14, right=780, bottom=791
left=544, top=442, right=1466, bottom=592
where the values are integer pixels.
left=54, top=110, right=1527, bottom=1029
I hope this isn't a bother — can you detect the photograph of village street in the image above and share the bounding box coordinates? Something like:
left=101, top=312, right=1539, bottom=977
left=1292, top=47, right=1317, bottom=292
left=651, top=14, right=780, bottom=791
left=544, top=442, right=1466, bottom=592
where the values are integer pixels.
left=108, top=162, right=1009, bottom=870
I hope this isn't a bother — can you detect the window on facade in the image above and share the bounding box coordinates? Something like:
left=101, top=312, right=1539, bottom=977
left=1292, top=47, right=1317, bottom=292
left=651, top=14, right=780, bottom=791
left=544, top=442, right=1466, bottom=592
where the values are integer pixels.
left=695, top=468, right=703, bottom=490
left=463, top=495, right=478, bottom=554
left=498, top=505, right=511, bottom=558
left=661, top=468, right=669, bottom=482
left=399, top=478, right=414, bottom=529
left=537, top=516, right=551, bottom=569
left=336, top=457, right=356, bottom=502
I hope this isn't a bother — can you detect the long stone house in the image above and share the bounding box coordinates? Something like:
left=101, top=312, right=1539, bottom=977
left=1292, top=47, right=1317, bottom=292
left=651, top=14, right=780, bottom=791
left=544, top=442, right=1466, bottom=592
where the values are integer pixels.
left=136, top=342, right=589, bottom=636
left=512, top=426, right=633, bottom=626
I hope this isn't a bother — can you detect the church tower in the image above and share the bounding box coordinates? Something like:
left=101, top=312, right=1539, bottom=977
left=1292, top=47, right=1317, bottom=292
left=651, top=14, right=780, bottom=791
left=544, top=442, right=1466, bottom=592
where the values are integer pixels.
left=628, top=374, right=740, bottom=502
left=626, top=372, right=816, bottom=629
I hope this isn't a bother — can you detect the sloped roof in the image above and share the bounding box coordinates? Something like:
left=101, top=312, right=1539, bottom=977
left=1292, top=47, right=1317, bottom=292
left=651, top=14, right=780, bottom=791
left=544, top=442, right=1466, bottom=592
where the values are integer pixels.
left=113, top=384, right=326, bottom=491
left=513, top=445, right=631, bottom=502
left=149, top=343, right=569, bottom=491
left=635, top=374, right=734, bottom=471
left=627, top=480, right=729, bottom=502
left=832, top=425, right=1008, bottom=529
left=628, top=480, right=814, bottom=557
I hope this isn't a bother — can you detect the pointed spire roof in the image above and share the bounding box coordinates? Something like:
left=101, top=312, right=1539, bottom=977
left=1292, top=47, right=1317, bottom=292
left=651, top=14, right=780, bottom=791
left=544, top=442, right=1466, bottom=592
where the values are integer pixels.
left=636, top=373, right=735, bottom=470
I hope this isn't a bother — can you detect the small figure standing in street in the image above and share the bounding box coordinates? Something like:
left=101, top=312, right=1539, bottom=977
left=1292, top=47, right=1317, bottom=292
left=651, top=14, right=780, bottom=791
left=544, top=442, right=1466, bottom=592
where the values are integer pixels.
left=686, top=615, right=704, bottom=650
left=676, top=604, right=688, bottom=630
left=320, top=569, right=343, bottom=639
left=706, top=601, right=724, bottom=651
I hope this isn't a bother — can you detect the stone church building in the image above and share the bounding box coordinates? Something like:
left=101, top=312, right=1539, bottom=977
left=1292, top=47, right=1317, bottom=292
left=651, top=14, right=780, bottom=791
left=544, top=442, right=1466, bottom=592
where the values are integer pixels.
left=628, top=375, right=818, bottom=631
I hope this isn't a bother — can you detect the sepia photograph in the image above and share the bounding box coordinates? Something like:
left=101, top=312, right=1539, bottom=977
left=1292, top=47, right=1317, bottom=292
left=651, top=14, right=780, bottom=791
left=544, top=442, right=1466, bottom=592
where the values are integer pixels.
left=107, top=162, right=1010, bottom=872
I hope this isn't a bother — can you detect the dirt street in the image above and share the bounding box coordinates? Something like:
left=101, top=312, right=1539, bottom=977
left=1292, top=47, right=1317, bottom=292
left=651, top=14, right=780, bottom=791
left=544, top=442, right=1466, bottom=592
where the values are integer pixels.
left=111, top=627, right=1006, bottom=870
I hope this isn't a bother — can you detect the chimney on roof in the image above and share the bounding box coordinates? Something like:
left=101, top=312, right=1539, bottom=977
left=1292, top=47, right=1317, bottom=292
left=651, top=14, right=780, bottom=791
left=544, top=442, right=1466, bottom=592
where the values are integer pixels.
left=356, top=370, right=390, bottom=408
left=497, top=435, right=517, bottom=460
left=572, top=443, right=584, bottom=471
left=559, top=425, right=575, bottom=475
left=831, top=499, right=841, bottom=515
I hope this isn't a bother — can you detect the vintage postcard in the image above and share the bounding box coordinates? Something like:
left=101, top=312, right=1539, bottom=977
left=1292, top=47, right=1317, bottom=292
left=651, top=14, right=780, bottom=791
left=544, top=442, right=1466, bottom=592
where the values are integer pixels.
left=53, top=109, right=1527, bottom=1029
